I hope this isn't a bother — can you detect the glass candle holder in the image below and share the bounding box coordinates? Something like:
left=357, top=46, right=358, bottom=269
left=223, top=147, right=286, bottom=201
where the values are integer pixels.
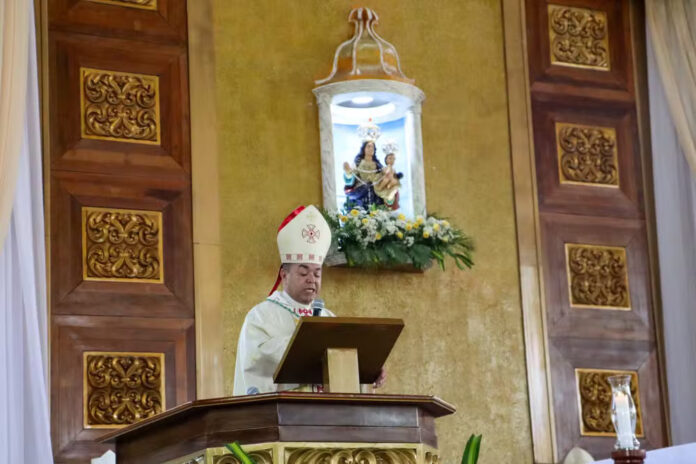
left=608, top=375, right=640, bottom=450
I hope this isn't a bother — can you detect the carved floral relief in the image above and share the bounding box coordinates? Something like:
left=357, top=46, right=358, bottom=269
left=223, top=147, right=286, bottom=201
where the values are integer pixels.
left=556, top=122, right=619, bottom=186
left=576, top=369, right=643, bottom=436
left=82, top=207, right=163, bottom=283
left=83, top=352, right=165, bottom=428
left=548, top=4, right=610, bottom=70
left=80, top=67, right=160, bottom=144
left=566, top=244, right=630, bottom=310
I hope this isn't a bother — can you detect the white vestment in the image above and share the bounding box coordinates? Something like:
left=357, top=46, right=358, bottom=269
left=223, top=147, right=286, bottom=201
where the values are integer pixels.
left=233, top=291, right=335, bottom=396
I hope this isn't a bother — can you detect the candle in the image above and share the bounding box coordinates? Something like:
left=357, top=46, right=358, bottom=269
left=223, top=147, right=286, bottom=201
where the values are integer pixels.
left=615, top=391, right=634, bottom=449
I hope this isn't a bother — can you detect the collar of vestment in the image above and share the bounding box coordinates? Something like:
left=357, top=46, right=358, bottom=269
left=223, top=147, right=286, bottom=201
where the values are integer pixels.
left=266, top=291, right=314, bottom=318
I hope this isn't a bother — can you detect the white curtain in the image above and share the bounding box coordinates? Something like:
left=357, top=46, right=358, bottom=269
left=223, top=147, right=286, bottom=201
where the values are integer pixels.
left=0, top=1, right=53, bottom=462
left=646, top=21, right=696, bottom=445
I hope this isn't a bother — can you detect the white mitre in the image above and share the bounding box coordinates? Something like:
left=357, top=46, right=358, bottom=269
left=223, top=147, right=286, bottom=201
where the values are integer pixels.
left=276, top=205, right=331, bottom=264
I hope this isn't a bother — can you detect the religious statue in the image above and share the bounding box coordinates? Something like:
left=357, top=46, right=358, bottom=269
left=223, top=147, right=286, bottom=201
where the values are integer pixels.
left=373, top=140, right=403, bottom=210
left=342, top=121, right=385, bottom=210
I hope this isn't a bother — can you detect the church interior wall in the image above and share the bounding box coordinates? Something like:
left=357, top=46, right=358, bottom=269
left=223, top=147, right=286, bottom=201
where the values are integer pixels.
left=212, top=1, right=533, bottom=462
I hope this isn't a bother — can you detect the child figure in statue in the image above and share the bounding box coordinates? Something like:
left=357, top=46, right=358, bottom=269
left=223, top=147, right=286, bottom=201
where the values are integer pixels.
left=343, top=140, right=384, bottom=210
left=373, top=146, right=402, bottom=210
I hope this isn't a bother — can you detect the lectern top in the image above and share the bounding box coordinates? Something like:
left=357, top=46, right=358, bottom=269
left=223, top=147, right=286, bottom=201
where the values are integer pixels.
left=273, top=317, right=404, bottom=384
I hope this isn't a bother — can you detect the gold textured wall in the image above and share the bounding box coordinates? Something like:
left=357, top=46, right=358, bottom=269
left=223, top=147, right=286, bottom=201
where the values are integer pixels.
left=213, top=1, right=532, bottom=462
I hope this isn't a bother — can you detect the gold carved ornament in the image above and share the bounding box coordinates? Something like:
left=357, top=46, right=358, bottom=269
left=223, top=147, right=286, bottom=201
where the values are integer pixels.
left=556, top=123, right=619, bottom=186
left=548, top=5, right=610, bottom=70
left=214, top=450, right=273, bottom=464
left=87, top=0, right=157, bottom=10
left=80, top=67, right=160, bottom=144
left=285, top=448, right=417, bottom=464
left=576, top=369, right=643, bottom=437
left=566, top=244, right=630, bottom=310
left=83, top=352, right=165, bottom=428
left=82, top=207, right=163, bottom=283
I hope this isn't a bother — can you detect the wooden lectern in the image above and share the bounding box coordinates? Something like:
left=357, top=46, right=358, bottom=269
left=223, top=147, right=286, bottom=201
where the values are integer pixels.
left=274, top=317, right=404, bottom=393
left=103, top=317, right=455, bottom=464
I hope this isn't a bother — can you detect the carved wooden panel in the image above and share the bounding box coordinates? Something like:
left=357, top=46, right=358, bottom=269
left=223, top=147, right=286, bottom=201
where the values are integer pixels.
left=548, top=4, right=610, bottom=71
left=575, top=368, right=643, bottom=437
left=51, top=315, right=194, bottom=461
left=526, top=1, right=668, bottom=458
left=533, top=101, right=643, bottom=219
left=47, top=0, right=194, bottom=461
left=526, top=0, right=633, bottom=95
left=82, top=207, right=163, bottom=283
left=541, top=214, right=651, bottom=340
left=556, top=122, right=618, bottom=186
left=80, top=67, right=161, bottom=145
left=83, top=351, right=165, bottom=428
left=50, top=33, right=190, bottom=178
left=49, top=0, right=186, bottom=44
left=284, top=448, right=418, bottom=464
left=566, top=244, right=630, bottom=310
left=52, top=172, right=193, bottom=318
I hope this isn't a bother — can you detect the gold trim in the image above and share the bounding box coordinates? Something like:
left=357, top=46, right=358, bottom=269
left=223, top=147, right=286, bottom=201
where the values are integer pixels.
left=565, top=243, right=631, bottom=310
left=547, top=4, right=611, bottom=71
left=502, top=0, right=556, bottom=461
left=187, top=0, right=225, bottom=399
left=79, top=67, right=161, bottom=145
left=574, top=368, right=644, bottom=438
left=86, top=0, right=158, bottom=11
left=555, top=122, right=620, bottom=188
left=83, top=351, right=166, bottom=429
left=81, top=206, right=164, bottom=283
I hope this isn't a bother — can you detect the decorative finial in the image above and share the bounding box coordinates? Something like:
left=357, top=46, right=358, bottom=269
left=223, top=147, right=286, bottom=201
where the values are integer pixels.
left=316, top=7, right=413, bottom=85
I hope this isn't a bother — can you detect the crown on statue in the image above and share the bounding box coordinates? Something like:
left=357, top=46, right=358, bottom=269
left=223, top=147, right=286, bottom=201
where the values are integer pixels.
left=357, top=118, right=381, bottom=142
left=382, top=139, right=399, bottom=155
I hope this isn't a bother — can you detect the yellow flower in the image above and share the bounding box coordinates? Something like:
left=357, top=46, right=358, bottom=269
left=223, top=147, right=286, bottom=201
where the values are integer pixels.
left=370, top=210, right=377, bottom=217
left=433, top=223, right=440, bottom=231
left=443, top=220, right=450, bottom=227
left=405, top=223, right=413, bottom=231
left=362, top=218, right=370, bottom=225
left=442, top=237, right=449, bottom=242
left=396, top=231, right=404, bottom=239
left=416, top=216, right=424, bottom=225
left=350, top=209, right=359, bottom=217
left=375, top=232, right=382, bottom=240
left=340, top=215, right=348, bottom=222
left=398, top=213, right=406, bottom=221
left=413, top=221, right=421, bottom=228
left=423, top=231, right=430, bottom=239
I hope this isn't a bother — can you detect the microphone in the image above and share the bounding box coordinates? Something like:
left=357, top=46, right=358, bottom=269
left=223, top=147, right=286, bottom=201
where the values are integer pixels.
left=312, top=298, right=325, bottom=317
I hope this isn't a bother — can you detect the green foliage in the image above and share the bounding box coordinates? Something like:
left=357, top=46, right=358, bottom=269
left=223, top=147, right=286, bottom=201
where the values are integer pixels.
left=461, top=434, right=482, bottom=464
left=225, top=442, right=256, bottom=464
left=323, top=206, right=474, bottom=271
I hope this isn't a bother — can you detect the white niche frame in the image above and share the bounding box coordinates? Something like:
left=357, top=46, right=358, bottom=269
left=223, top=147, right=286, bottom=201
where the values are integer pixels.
left=313, top=79, right=427, bottom=218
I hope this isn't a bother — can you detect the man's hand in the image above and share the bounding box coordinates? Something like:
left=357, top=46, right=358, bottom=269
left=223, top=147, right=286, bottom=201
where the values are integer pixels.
left=373, top=367, right=387, bottom=389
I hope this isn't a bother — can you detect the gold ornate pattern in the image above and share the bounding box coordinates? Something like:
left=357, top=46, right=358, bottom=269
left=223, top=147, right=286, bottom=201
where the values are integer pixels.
left=423, top=452, right=439, bottom=464
left=86, top=0, right=158, bottom=12
left=285, top=448, right=417, bottom=464
left=82, top=207, right=163, bottom=283
left=548, top=5, right=610, bottom=70
left=83, top=352, right=165, bottom=428
left=214, top=449, right=273, bottom=464
left=556, top=122, right=619, bottom=186
left=575, top=369, right=643, bottom=437
left=80, top=67, right=161, bottom=144
left=566, top=244, right=630, bottom=310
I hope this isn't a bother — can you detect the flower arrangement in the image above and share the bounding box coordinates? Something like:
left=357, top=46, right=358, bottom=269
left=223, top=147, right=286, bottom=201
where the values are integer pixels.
left=324, top=206, right=474, bottom=270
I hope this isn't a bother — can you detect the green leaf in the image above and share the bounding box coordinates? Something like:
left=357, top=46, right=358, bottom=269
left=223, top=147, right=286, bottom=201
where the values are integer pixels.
left=225, top=442, right=257, bottom=464
left=461, top=434, right=482, bottom=464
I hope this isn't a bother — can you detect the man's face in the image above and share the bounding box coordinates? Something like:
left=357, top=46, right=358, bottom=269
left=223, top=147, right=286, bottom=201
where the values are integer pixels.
left=281, top=263, right=322, bottom=304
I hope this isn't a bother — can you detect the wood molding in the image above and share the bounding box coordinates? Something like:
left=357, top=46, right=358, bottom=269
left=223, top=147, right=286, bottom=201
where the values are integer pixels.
left=187, top=0, right=224, bottom=400
left=502, top=0, right=556, bottom=461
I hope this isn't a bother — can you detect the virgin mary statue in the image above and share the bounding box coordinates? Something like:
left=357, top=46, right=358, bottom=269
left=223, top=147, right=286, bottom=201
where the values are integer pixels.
left=342, top=121, right=384, bottom=210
